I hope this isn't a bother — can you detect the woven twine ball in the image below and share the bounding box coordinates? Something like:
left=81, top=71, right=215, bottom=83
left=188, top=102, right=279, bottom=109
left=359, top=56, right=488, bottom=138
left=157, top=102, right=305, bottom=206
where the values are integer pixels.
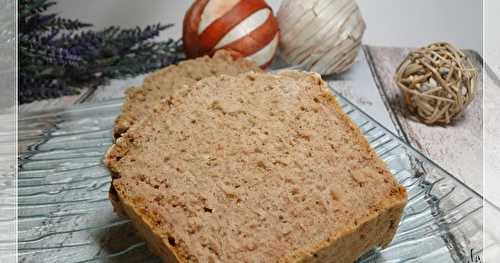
left=395, top=42, right=478, bottom=125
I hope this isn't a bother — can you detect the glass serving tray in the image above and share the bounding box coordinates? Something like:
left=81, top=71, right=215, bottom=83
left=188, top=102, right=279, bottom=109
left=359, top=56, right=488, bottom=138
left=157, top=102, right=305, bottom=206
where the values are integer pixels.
left=12, top=87, right=486, bottom=263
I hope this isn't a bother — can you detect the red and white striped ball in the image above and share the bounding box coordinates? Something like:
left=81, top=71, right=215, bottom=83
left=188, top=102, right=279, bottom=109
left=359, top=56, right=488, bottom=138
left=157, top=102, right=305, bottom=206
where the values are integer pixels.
left=183, top=0, right=279, bottom=68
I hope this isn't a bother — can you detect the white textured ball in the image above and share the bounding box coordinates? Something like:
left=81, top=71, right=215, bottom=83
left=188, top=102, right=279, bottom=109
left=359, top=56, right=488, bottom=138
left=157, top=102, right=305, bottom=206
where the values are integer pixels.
left=183, top=0, right=280, bottom=68
left=277, top=0, right=366, bottom=75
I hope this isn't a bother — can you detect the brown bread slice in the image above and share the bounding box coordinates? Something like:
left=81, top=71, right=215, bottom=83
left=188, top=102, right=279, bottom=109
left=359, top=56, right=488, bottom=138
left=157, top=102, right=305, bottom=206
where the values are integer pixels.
left=105, top=70, right=407, bottom=263
left=113, top=50, right=261, bottom=138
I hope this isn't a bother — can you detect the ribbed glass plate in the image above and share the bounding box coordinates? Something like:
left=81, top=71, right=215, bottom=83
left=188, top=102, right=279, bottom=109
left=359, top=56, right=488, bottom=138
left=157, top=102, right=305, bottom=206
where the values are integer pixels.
left=13, top=87, right=485, bottom=263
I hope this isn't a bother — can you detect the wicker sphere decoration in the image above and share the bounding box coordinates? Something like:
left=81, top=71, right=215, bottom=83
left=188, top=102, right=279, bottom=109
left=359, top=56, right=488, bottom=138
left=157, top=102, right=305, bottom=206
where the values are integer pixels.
left=183, top=0, right=280, bottom=68
left=395, top=42, right=478, bottom=125
left=277, top=0, right=366, bottom=75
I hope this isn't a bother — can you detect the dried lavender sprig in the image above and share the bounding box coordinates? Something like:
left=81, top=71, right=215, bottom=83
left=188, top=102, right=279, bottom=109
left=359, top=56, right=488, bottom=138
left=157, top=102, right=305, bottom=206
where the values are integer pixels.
left=19, top=28, right=59, bottom=45
left=22, top=14, right=92, bottom=33
left=19, top=0, right=184, bottom=104
left=65, top=39, right=183, bottom=81
left=55, top=24, right=173, bottom=53
left=20, top=39, right=84, bottom=66
left=19, top=0, right=55, bottom=17
left=19, top=72, right=77, bottom=103
left=46, top=17, right=92, bottom=30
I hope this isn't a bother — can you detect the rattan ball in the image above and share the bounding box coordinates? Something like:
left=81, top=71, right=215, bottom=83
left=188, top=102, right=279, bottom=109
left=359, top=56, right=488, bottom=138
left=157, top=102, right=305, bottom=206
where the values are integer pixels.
left=395, top=42, right=478, bottom=125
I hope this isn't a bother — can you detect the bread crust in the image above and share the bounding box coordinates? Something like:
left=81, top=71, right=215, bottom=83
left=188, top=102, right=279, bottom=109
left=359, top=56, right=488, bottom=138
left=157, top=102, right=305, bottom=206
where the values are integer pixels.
left=109, top=184, right=182, bottom=262
left=106, top=70, right=407, bottom=263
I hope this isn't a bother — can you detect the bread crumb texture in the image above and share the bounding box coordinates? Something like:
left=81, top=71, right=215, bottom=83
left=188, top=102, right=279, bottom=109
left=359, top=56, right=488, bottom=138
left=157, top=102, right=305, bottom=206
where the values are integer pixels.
left=113, top=50, right=261, bottom=138
left=106, top=70, right=407, bottom=263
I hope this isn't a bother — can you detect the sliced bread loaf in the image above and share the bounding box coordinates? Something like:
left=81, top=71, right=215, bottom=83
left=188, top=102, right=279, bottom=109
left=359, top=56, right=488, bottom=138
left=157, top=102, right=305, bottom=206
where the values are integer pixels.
left=105, top=70, right=407, bottom=263
left=113, top=50, right=261, bottom=138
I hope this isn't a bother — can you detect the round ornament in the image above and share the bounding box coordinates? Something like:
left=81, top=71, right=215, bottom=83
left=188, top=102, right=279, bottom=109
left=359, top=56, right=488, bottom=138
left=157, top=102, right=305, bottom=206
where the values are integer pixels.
left=183, top=0, right=280, bottom=68
left=395, top=42, right=478, bottom=125
left=277, top=0, right=366, bottom=75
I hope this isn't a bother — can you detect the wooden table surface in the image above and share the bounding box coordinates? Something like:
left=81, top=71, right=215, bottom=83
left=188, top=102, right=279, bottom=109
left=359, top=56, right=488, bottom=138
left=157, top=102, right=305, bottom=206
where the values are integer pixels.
left=19, top=45, right=497, bottom=201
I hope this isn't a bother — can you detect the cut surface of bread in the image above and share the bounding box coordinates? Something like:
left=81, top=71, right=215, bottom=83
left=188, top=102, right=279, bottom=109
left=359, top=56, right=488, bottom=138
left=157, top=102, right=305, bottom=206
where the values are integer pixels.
left=105, top=70, right=407, bottom=263
left=113, top=50, right=261, bottom=138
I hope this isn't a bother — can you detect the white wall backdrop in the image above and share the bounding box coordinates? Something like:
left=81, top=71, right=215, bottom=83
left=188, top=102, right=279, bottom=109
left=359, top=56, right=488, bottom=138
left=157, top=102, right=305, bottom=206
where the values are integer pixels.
left=50, top=0, right=483, bottom=53
left=485, top=0, right=499, bottom=72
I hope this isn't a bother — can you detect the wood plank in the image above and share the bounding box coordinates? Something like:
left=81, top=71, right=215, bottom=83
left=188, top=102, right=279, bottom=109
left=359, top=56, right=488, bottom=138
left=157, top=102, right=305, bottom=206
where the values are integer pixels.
left=365, top=46, right=483, bottom=194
